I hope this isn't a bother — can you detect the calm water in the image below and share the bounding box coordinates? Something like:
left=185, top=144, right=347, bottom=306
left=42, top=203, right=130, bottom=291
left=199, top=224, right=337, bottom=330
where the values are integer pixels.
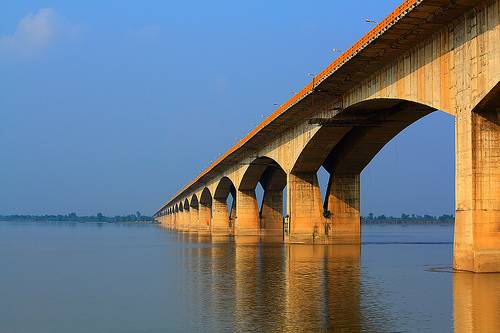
left=1, top=222, right=499, bottom=332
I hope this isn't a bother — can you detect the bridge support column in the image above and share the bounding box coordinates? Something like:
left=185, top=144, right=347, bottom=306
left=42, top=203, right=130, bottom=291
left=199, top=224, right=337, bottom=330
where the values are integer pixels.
left=190, top=206, right=199, bottom=232
left=235, top=190, right=260, bottom=236
left=198, top=204, right=211, bottom=235
left=177, top=211, right=183, bottom=231
left=260, top=189, right=284, bottom=240
left=180, top=210, right=188, bottom=232
left=288, top=172, right=325, bottom=243
left=325, top=173, right=361, bottom=244
left=212, top=198, right=231, bottom=236
left=454, top=104, right=500, bottom=272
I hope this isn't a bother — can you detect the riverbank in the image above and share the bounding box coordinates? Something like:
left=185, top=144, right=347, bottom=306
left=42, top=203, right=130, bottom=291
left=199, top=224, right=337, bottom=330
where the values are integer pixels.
left=361, top=219, right=453, bottom=225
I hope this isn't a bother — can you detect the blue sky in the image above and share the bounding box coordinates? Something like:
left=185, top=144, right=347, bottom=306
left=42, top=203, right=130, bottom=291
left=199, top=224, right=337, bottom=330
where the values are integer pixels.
left=0, top=0, right=455, bottom=216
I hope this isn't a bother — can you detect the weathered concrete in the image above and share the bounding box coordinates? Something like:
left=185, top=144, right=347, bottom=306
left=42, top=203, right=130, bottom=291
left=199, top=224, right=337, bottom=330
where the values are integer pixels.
left=325, top=173, right=361, bottom=245
left=156, top=0, right=500, bottom=272
left=287, top=172, right=325, bottom=243
left=455, top=92, right=500, bottom=272
left=235, top=190, right=260, bottom=236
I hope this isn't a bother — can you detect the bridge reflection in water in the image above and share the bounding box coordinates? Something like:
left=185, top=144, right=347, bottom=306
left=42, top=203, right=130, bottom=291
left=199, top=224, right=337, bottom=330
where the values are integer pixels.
left=173, top=232, right=500, bottom=332
left=454, top=272, right=500, bottom=333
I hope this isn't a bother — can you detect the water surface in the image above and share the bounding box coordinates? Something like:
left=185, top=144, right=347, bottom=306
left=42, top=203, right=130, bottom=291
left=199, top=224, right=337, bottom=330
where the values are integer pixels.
left=0, top=222, right=499, bottom=332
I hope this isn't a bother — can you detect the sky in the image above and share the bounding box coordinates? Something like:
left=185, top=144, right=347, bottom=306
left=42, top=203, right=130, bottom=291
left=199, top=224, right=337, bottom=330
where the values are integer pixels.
left=0, top=0, right=455, bottom=217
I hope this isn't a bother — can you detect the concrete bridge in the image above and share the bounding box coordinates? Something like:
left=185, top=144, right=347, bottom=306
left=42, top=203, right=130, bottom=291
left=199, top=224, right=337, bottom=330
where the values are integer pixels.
left=155, top=0, right=500, bottom=273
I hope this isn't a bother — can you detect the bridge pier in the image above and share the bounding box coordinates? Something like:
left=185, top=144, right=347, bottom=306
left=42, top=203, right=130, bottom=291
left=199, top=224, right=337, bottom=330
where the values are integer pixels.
left=172, top=212, right=177, bottom=230
left=259, top=167, right=286, bottom=242
left=235, top=190, right=260, bottom=236
left=260, top=189, right=284, bottom=241
left=198, top=203, right=211, bottom=235
left=454, top=101, right=500, bottom=272
left=189, top=205, right=199, bottom=232
left=287, top=172, right=326, bottom=243
left=325, top=173, right=361, bottom=245
left=212, top=197, right=231, bottom=236
left=179, top=209, right=188, bottom=232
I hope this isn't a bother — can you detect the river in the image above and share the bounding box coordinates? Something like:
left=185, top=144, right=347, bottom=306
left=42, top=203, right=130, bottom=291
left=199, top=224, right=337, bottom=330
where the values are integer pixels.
left=0, top=221, right=499, bottom=332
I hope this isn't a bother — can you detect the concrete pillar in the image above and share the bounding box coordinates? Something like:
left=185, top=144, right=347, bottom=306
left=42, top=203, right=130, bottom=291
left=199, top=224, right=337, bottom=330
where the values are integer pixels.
left=260, top=190, right=284, bottom=237
left=230, top=193, right=236, bottom=235
left=288, top=172, right=325, bottom=243
left=190, top=206, right=199, bottom=232
left=180, top=210, right=188, bottom=232
left=454, top=106, right=500, bottom=272
left=235, top=190, right=260, bottom=236
left=212, top=198, right=230, bottom=235
left=177, top=211, right=183, bottom=231
left=325, top=173, right=361, bottom=244
left=198, top=204, right=211, bottom=235
left=184, top=209, right=191, bottom=232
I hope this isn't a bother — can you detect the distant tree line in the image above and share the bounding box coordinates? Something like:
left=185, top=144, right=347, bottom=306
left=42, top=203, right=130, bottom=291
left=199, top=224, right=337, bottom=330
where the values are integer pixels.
left=0, top=211, right=155, bottom=223
left=362, top=213, right=454, bottom=224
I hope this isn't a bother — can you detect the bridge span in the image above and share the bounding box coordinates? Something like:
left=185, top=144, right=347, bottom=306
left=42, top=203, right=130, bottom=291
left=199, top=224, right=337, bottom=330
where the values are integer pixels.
left=155, top=0, right=500, bottom=273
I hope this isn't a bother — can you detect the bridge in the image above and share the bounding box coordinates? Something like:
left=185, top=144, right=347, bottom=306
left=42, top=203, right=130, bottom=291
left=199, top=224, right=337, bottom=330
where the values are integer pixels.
left=155, top=0, right=500, bottom=273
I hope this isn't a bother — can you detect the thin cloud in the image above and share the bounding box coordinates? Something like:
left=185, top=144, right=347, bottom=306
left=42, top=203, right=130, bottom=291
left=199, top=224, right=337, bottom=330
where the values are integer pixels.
left=0, top=8, right=75, bottom=58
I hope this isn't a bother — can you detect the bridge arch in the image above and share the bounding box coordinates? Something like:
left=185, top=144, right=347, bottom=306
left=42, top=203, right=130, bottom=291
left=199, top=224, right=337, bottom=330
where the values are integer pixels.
left=237, top=156, right=287, bottom=238
left=289, top=98, right=441, bottom=243
left=190, top=194, right=199, bottom=208
left=213, top=177, right=236, bottom=235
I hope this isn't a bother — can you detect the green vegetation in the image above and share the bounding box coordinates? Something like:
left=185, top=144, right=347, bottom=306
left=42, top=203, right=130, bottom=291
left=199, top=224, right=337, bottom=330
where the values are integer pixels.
left=362, top=213, right=454, bottom=224
left=0, top=212, right=155, bottom=223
